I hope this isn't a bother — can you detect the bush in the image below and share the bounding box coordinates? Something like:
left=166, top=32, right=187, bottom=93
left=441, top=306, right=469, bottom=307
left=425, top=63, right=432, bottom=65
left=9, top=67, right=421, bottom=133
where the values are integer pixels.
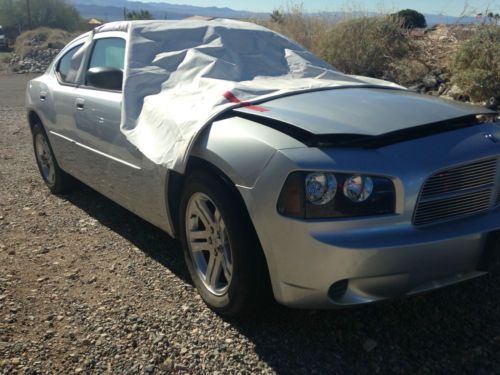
left=452, top=26, right=500, bottom=102
left=126, top=10, right=154, bottom=20
left=393, top=9, right=427, bottom=29
left=317, top=16, right=414, bottom=79
left=14, top=27, right=77, bottom=57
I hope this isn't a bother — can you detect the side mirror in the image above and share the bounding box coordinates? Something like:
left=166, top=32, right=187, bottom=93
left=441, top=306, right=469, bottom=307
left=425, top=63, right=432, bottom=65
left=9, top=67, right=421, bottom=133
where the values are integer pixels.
left=86, top=67, right=123, bottom=91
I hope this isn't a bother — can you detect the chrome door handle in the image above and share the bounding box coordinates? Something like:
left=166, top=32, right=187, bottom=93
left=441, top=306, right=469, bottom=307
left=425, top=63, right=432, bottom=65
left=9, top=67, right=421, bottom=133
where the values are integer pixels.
left=39, top=91, right=47, bottom=101
left=75, top=98, right=85, bottom=110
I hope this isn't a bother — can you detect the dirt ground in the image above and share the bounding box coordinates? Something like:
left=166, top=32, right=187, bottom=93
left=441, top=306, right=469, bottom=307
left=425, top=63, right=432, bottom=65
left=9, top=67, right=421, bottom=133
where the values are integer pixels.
left=1, top=73, right=500, bottom=374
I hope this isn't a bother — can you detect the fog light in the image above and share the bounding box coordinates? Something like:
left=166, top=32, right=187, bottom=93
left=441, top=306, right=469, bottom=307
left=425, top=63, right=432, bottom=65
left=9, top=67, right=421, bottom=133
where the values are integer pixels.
left=343, top=175, right=373, bottom=202
left=305, top=172, right=337, bottom=205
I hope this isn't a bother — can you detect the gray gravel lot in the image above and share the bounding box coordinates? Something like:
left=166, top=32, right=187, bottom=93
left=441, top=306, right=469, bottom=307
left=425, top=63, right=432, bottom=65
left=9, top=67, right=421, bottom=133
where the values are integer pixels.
left=0, top=73, right=499, bottom=374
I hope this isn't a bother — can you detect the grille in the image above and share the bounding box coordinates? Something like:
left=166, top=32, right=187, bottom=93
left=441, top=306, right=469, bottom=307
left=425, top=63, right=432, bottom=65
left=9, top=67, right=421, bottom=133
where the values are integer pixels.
left=414, top=158, right=498, bottom=226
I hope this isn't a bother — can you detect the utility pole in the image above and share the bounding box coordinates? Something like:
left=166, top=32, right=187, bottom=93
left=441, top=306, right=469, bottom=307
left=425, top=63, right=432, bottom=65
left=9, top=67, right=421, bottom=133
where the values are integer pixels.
left=26, top=0, right=32, bottom=30
left=124, top=7, right=127, bottom=20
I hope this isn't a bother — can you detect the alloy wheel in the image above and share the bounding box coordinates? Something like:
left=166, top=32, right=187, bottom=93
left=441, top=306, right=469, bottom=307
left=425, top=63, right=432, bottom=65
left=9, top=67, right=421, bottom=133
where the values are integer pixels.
left=185, top=192, right=233, bottom=295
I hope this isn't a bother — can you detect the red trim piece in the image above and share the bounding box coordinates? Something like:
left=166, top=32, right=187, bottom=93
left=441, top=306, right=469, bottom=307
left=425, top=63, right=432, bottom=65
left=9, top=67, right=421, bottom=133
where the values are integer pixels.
left=223, top=91, right=269, bottom=112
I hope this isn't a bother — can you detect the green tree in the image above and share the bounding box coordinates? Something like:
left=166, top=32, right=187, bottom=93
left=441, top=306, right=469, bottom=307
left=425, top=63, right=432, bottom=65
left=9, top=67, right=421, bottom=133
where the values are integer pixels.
left=393, top=9, right=427, bottom=29
left=0, top=0, right=82, bottom=34
left=270, top=9, right=284, bottom=24
left=486, top=12, right=500, bottom=25
left=126, top=10, right=154, bottom=20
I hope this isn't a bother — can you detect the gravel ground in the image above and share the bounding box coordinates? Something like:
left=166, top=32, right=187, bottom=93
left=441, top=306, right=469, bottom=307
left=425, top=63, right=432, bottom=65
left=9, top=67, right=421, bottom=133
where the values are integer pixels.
left=0, top=74, right=500, bottom=375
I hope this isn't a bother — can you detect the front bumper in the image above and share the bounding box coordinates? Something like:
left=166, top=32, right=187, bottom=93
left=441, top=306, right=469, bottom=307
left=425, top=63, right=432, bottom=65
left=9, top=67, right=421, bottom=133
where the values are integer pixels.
left=259, top=211, right=498, bottom=308
left=240, top=125, right=500, bottom=308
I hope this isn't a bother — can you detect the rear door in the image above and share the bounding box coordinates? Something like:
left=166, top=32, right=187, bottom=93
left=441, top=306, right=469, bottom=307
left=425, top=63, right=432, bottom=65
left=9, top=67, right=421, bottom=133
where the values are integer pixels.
left=42, top=40, right=87, bottom=174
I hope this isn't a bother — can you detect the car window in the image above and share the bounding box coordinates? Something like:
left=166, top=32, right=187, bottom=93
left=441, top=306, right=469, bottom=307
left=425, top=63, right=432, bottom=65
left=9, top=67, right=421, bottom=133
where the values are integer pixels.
left=57, top=44, right=84, bottom=84
left=0, top=28, right=4, bottom=36
left=89, top=38, right=125, bottom=71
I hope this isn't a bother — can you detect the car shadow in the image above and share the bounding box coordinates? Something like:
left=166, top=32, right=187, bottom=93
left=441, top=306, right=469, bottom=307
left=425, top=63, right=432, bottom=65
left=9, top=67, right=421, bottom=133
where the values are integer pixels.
left=64, top=182, right=191, bottom=285
left=64, top=183, right=500, bottom=374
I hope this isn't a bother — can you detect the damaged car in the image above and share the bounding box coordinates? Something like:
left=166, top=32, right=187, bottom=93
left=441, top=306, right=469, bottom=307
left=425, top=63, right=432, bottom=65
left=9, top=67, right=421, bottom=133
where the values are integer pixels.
left=26, top=19, right=500, bottom=316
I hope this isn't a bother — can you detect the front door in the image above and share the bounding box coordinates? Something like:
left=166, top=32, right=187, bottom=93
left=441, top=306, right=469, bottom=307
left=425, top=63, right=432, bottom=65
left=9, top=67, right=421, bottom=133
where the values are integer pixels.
left=72, top=35, right=166, bottom=222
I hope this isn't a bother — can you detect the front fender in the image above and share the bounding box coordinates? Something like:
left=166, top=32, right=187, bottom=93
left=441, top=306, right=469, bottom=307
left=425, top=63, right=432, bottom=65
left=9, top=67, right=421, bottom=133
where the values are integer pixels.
left=190, top=116, right=305, bottom=188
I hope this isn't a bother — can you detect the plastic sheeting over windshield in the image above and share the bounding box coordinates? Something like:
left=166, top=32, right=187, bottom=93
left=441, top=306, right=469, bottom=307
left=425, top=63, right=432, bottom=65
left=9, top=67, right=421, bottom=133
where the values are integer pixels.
left=99, top=19, right=402, bottom=171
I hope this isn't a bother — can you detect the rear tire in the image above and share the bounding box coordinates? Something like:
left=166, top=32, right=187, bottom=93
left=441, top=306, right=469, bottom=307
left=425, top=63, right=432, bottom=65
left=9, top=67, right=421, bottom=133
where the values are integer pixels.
left=179, top=170, right=270, bottom=317
left=32, top=123, right=74, bottom=194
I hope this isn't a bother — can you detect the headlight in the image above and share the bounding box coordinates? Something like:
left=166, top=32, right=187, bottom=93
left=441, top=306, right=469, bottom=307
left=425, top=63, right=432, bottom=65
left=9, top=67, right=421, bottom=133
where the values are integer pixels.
left=277, top=171, right=395, bottom=219
left=305, top=173, right=337, bottom=205
left=343, top=175, right=373, bottom=202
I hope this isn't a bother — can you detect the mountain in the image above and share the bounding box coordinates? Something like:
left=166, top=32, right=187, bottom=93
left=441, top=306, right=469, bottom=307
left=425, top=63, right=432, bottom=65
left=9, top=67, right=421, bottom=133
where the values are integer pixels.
left=69, top=0, right=481, bottom=25
left=424, top=14, right=479, bottom=26
left=69, top=0, right=267, bottom=21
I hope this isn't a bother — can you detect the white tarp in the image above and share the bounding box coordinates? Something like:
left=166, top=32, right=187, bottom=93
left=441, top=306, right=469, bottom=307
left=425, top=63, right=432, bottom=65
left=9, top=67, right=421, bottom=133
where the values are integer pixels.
left=100, top=19, right=402, bottom=171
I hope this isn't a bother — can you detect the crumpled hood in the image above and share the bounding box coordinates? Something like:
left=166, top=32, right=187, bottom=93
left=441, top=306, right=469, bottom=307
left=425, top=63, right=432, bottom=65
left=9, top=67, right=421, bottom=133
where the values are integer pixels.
left=234, top=87, right=494, bottom=136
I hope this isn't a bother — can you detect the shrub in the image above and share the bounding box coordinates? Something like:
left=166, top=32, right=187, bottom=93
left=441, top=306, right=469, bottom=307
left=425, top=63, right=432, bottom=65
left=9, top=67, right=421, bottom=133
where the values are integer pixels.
left=317, top=16, right=414, bottom=79
left=393, top=9, right=427, bottom=29
left=452, top=26, right=500, bottom=102
left=14, top=27, right=77, bottom=57
left=126, top=10, right=154, bottom=20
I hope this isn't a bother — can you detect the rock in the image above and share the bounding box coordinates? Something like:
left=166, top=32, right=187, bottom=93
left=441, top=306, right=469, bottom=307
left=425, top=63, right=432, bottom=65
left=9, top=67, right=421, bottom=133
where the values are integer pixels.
left=437, top=84, right=447, bottom=96
left=153, top=334, right=165, bottom=345
left=408, top=83, right=423, bottom=92
left=9, top=47, right=61, bottom=74
left=422, top=74, right=438, bottom=89
left=487, top=97, right=499, bottom=110
left=65, top=272, right=79, bottom=280
left=446, top=84, right=467, bottom=101
left=161, top=358, right=174, bottom=371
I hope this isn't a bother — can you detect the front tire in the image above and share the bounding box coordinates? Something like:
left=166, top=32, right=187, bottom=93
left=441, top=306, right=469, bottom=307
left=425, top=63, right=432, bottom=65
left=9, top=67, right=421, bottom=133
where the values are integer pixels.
left=179, top=171, right=270, bottom=317
left=32, top=123, right=74, bottom=194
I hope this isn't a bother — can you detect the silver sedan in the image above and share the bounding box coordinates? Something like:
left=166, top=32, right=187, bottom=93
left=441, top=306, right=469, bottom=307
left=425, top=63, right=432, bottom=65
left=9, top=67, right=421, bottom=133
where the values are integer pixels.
left=26, top=24, right=500, bottom=316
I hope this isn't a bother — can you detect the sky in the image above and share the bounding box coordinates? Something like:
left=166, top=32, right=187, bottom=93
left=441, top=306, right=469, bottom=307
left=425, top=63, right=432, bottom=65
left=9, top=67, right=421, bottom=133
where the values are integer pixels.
left=142, top=0, right=500, bottom=15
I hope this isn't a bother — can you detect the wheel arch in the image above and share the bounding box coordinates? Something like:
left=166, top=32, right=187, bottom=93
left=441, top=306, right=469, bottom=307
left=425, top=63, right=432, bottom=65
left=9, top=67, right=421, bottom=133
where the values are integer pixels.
left=27, top=110, right=43, bottom=133
left=166, top=156, right=248, bottom=238
left=165, top=117, right=288, bottom=238
left=167, top=155, right=273, bottom=294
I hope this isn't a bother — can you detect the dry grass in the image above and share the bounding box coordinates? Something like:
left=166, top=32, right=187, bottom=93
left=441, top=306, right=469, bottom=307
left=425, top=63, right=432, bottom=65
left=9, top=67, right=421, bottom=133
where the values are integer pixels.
left=257, top=6, right=500, bottom=102
left=14, top=27, right=77, bottom=58
left=452, top=25, right=500, bottom=101
left=255, top=4, right=333, bottom=54
left=259, top=9, right=424, bottom=85
left=317, top=16, right=417, bottom=79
